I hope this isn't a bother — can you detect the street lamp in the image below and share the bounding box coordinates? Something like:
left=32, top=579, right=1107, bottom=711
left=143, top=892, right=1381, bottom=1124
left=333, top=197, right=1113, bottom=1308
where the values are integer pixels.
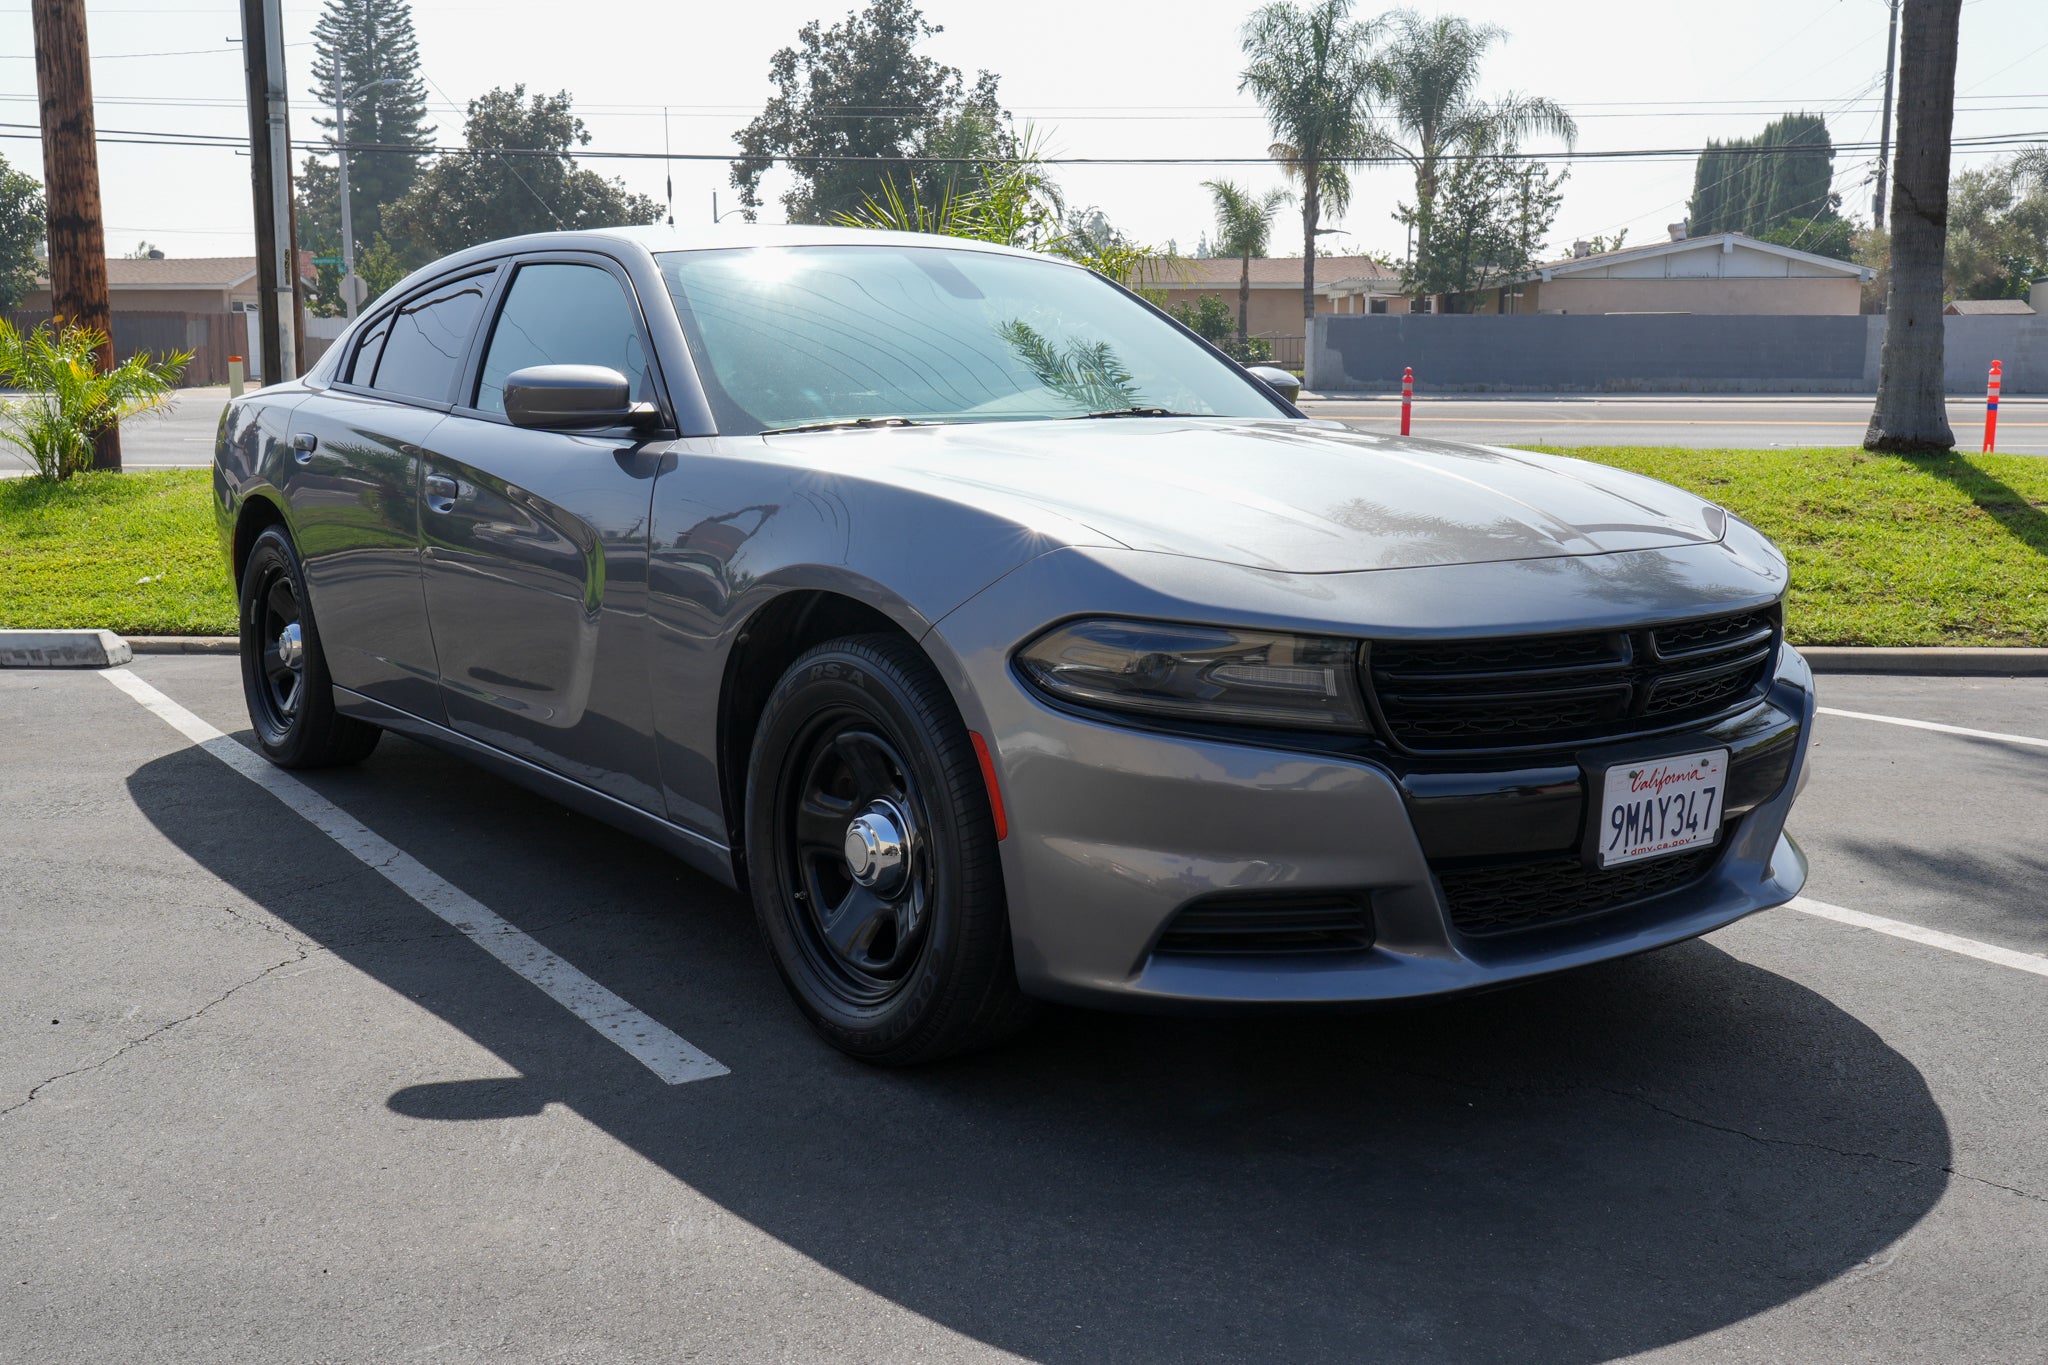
left=334, top=76, right=404, bottom=319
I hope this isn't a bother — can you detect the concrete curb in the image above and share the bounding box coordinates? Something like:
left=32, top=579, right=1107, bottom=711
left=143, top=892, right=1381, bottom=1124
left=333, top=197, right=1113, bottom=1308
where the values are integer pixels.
left=0, top=629, right=133, bottom=668
left=1801, top=647, right=2048, bottom=676
left=126, top=636, right=239, bottom=655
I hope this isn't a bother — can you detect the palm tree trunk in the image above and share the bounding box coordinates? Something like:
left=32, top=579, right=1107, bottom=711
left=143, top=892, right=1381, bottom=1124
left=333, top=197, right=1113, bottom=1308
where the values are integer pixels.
left=1302, top=169, right=1319, bottom=335
left=1416, top=155, right=1441, bottom=314
left=1864, top=0, right=1962, bottom=454
left=1238, top=253, right=1251, bottom=345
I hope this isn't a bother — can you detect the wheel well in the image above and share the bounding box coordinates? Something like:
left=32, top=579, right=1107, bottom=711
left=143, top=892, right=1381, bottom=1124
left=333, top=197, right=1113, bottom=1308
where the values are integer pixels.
left=718, top=591, right=913, bottom=889
left=231, top=495, right=288, bottom=585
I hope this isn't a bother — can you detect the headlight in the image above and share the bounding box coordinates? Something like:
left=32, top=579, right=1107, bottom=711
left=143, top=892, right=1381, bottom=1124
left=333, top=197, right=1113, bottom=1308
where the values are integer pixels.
left=1015, top=618, right=1371, bottom=732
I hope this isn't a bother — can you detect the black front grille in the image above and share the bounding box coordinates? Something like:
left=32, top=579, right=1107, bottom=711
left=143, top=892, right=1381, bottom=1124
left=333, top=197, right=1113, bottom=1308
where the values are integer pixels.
left=1155, top=894, right=1374, bottom=956
left=1367, top=607, right=1779, bottom=753
left=1437, top=846, right=1723, bottom=937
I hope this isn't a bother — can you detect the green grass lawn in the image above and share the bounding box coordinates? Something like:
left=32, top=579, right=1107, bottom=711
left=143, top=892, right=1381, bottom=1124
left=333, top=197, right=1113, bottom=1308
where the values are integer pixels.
left=0, top=469, right=236, bottom=636
left=2, top=450, right=2046, bottom=645
left=1543, top=446, right=2048, bottom=647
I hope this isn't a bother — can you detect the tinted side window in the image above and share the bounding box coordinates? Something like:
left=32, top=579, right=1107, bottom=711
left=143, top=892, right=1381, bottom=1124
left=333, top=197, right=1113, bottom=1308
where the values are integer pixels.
left=346, top=314, right=391, bottom=385
left=475, top=263, right=654, bottom=415
left=369, top=275, right=489, bottom=403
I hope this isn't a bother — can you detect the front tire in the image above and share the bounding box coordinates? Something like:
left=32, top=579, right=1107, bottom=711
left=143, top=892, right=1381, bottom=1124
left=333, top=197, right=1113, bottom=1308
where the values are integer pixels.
left=238, top=525, right=381, bottom=769
left=745, top=634, right=1033, bottom=1064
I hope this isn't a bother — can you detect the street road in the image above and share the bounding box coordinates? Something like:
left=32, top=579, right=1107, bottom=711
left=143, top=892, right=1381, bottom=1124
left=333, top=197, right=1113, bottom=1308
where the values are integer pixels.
left=3, top=387, right=2039, bottom=478
left=1298, top=392, right=2048, bottom=454
left=2, top=657, right=2044, bottom=1361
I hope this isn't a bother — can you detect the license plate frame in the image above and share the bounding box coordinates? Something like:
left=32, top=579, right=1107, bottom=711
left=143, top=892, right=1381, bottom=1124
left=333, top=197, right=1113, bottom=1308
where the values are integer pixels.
left=1592, top=748, right=1728, bottom=869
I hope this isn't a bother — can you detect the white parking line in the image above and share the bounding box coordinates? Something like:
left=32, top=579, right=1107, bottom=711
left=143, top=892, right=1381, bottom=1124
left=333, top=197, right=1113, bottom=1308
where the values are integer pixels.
left=1790, top=897, right=2048, bottom=980
left=100, top=668, right=729, bottom=1085
left=1817, top=706, right=2048, bottom=751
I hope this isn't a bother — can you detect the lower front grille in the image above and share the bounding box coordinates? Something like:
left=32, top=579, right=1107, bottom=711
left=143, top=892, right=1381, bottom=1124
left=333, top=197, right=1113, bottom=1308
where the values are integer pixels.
left=1436, top=846, right=1723, bottom=937
left=1155, top=894, right=1375, bottom=955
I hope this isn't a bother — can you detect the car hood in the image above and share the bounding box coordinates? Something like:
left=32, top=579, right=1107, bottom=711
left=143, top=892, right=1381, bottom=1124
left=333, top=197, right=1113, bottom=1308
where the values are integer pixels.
left=772, top=418, right=1727, bottom=573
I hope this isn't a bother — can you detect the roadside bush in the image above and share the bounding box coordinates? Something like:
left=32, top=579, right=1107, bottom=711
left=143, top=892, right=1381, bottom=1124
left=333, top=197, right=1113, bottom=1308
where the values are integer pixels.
left=1166, top=294, right=1273, bottom=365
left=0, top=319, right=188, bottom=480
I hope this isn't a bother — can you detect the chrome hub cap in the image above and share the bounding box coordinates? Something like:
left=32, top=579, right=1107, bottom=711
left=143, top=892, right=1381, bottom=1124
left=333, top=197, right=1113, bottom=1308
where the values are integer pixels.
left=842, top=800, right=911, bottom=894
left=275, top=621, right=303, bottom=670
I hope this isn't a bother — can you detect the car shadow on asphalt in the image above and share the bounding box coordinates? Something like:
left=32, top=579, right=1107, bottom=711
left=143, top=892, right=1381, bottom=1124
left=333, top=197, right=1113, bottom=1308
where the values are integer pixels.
left=127, top=737, right=1950, bottom=1364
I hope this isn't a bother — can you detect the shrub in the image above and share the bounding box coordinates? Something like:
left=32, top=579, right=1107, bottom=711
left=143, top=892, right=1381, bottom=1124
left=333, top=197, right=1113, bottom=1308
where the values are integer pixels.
left=0, top=319, right=188, bottom=479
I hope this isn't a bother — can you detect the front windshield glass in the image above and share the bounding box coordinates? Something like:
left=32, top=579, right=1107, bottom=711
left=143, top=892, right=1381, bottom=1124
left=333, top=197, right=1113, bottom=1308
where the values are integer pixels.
left=656, top=244, right=1285, bottom=433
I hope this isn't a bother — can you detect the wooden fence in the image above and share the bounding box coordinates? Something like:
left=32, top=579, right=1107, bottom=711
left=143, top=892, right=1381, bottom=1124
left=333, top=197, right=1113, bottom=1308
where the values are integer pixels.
left=3, top=309, right=244, bottom=387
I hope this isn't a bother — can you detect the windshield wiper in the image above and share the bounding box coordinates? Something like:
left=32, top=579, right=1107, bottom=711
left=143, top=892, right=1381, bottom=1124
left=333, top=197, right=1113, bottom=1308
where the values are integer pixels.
left=1071, top=407, right=1192, bottom=419
left=760, top=415, right=927, bottom=435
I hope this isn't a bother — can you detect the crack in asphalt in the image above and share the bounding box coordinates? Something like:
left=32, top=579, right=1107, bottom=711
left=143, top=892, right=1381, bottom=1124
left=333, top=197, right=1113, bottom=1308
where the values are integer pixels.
left=1600, top=1085, right=2048, bottom=1208
left=0, top=943, right=310, bottom=1122
left=1378, top=1058, right=2048, bottom=1208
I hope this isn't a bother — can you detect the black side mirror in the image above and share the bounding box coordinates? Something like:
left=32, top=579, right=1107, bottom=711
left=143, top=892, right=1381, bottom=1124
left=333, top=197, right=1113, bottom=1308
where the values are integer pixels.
left=1247, top=365, right=1302, bottom=404
left=503, top=364, right=659, bottom=430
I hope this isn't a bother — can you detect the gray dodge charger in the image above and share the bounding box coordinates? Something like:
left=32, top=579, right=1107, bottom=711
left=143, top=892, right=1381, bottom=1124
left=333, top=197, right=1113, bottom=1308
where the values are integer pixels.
left=213, top=226, right=1814, bottom=1064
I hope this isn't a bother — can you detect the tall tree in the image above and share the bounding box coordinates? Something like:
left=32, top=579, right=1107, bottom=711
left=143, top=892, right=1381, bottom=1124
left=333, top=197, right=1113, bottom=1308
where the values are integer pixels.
left=1864, top=0, right=1963, bottom=454
left=295, top=0, right=433, bottom=256
left=380, top=86, right=660, bottom=270
left=0, top=152, right=45, bottom=312
left=1239, top=0, right=1381, bottom=336
left=1202, top=179, right=1290, bottom=343
left=1370, top=11, right=1575, bottom=308
left=1687, top=114, right=1838, bottom=237
left=731, top=0, right=1003, bottom=224
left=1397, top=134, right=1564, bottom=307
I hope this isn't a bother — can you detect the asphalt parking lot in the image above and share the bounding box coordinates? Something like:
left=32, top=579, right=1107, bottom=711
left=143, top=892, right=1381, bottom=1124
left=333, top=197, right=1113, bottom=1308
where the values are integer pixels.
left=3, top=656, right=2045, bottom=1362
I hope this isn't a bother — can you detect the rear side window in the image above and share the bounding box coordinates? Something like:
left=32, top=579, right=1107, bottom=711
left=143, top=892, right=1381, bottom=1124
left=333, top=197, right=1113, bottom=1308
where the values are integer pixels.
left=474, top=262, right=654, bottom=415
left=346, top=314, right=390, bottom=385
left=368, top=274, right=490, bottom=403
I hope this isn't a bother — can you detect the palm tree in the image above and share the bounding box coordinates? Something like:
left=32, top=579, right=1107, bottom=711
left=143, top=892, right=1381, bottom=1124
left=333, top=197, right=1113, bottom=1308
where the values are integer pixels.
left=1239, top=0, right=1382, bottom=338
left=1370, top=11, right=1576, bottom=308
left=1202, top=179, right=1292, bottom=344
left=1865, top=0, right=1963, bottom=454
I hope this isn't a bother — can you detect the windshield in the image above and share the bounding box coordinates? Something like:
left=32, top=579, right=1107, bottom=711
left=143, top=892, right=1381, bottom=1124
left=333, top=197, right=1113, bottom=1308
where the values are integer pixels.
left=655, top=244, right=1287, bottom=433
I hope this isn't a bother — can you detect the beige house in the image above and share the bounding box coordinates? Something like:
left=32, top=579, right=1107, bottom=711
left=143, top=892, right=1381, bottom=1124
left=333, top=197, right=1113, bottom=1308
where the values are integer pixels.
left=1320, top=231, right=1873, bottom=316
left=1141, top=254, right=1402, bottom=343
left=21, top=252, right=317, bottom=317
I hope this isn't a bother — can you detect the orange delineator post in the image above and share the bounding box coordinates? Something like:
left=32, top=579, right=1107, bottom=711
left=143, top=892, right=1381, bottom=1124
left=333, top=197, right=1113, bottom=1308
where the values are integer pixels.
left=1401, top=366, right=1414, bottom=436
left=1983, top=359, right=2002, bottom=453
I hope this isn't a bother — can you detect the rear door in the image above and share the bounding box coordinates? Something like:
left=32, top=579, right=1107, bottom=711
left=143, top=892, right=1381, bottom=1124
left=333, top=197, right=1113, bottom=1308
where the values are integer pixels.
left=284, top=268, right=495, bottom=720
left=417, top=253, right=671, bottom=813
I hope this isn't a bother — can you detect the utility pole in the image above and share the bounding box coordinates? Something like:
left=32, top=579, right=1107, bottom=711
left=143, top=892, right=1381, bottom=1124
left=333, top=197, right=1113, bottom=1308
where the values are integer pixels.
left=31, top=0, right=119, bottom=470
left=240, top=0, right=299, bottom=384
left=1873, top=0, right=1901, bottom=229
left=333, top=78, right=398, bottom=320
left=335, top=82, right=357, bottom=320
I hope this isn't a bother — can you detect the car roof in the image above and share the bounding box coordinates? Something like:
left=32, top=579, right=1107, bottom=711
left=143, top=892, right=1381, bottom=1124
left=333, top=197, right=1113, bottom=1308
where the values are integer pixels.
left=404, top=223, right=1064, bottom=283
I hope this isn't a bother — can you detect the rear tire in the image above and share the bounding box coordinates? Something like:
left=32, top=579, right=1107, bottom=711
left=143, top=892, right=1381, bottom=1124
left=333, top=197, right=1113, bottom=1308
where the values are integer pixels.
left=745, top=634, right=1034, bottom=1065
left=238, top=525, right=381, bottom=769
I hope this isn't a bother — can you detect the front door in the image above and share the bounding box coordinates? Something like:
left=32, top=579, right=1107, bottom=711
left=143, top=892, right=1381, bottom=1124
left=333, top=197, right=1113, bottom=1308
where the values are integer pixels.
left=418, top=257, right=669, bottom=813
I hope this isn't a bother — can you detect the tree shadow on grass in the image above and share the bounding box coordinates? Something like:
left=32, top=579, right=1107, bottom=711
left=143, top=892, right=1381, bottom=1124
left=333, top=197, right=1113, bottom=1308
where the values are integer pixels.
left=1884, top=451, right=2048, bottom=562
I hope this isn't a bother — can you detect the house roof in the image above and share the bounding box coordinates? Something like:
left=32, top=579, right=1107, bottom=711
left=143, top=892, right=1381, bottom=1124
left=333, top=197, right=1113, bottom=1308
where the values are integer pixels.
left=1944, top=298, right=2034, bottom=316
left=1141, top=254, right=1398, bottom=289
left=1530, top=231, right=1872, bottom=282
left=39, top=253, right=317, bottom=291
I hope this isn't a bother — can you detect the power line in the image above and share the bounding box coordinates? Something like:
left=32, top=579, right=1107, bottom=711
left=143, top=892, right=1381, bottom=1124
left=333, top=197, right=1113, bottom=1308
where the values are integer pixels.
left=2, top=118, right=2037, bottom=164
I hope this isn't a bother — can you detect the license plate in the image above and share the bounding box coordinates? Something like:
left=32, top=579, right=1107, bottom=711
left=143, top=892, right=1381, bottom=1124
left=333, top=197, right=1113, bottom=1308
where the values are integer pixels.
left=1596, top=749, right=1727, bottom=868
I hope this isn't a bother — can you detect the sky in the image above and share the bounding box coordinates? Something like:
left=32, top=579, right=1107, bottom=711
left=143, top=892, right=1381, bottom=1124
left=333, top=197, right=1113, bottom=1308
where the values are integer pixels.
left=0, top=0, right=2042, bottom=265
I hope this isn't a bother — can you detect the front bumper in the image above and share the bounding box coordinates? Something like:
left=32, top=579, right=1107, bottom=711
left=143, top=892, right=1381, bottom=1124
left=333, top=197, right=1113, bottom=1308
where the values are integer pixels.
left=932, top=548, right=1815, bottom=1010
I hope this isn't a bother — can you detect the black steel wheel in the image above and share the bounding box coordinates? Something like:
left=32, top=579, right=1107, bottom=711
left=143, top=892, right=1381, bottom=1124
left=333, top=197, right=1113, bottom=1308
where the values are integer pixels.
left=745, top=633, right=1035, bottom=1064
left=238, top=525, right=381, bottom=769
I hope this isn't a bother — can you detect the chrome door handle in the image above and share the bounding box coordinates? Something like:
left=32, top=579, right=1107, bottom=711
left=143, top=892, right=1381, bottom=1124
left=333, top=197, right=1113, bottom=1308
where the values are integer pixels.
left=291, top=432, right=317, bottom=463
left=425, top=473, right=460, bottom=513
